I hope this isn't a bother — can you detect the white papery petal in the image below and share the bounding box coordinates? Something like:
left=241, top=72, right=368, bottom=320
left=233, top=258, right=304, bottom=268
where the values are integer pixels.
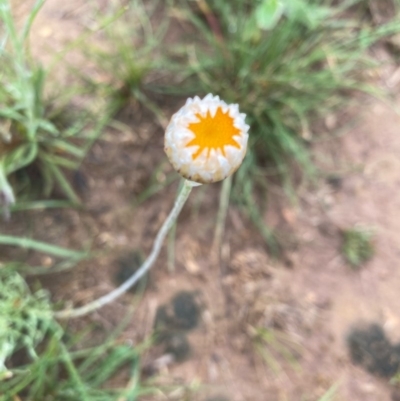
left=164, top=93, right=249, bottom=184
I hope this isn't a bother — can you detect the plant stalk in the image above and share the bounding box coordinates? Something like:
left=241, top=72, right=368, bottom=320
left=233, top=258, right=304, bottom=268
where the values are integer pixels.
left=55, top=179, right=195, bottom=319
left=212, top=174, right=232, bottom=261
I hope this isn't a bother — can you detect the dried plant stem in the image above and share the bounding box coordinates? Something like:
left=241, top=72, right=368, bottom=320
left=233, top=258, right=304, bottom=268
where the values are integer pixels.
left=212, top=175, right=232, bottom=261
left=54, top=179, right=195, bottom=319
left=167, top=222, right=176, bottom=274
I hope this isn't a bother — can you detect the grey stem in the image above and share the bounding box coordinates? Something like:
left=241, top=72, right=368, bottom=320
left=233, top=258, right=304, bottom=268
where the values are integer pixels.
left=212, top=174, right=232, bottom=259
left=54, top=179, right=195, bottom=319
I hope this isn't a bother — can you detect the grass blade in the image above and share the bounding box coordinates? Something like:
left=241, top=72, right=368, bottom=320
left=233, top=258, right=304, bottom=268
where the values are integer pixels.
left=0, top=234, right=88, bottom=259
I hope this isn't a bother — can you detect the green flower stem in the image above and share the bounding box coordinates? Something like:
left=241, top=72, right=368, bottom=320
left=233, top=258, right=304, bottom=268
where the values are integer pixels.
left=55, top=179, right=195, bottom=319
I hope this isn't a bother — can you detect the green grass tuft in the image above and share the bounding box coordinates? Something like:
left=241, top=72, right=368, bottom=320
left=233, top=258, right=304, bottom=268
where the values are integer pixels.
left=0, top=0, right=93, bottom=211
left=342, top=227, right=374, bottom=268
left=170, top=0, right=399, bottom=174
left=156, top=0, right=400, bottom=246
left=252, top=325, right=302, bottom=374
left=0, top=267, right=53, bottom=380
left=85, top=0, right=170, bottom=126
left=0, top=267, right=154, bottom=401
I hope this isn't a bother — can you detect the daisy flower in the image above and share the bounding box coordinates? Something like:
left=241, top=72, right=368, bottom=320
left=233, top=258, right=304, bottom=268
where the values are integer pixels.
left=164, top=94, right=249, bottom=184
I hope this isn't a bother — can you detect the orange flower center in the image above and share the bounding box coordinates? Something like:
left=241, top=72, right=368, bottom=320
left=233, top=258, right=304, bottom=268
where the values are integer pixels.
left=186, top=107, right=241, bottom=160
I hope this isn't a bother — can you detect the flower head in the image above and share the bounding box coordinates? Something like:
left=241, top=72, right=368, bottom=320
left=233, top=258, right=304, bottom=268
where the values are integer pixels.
left=164, top=94, right=249, bottom=184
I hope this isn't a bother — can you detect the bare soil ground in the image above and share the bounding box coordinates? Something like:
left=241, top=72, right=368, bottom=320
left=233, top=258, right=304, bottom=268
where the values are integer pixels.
left=3, top=1, right=400, bottom=400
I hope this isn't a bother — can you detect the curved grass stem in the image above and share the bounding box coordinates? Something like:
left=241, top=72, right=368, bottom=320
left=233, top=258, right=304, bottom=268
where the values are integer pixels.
left=54, top=179, right=195, bottom=319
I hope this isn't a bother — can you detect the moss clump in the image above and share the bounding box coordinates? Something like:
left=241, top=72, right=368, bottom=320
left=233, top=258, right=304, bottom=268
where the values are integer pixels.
left=154, top=291, right=200, bottom=332
left=153, top=291, right=201, bottom=363
left=347, top=324, right=400, bottom=378
left=172, top=291, right=200, bottom=330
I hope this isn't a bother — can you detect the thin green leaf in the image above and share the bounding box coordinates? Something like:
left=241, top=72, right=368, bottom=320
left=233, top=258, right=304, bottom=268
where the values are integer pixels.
left=46, top=162, right=81, bottom=204
left=0, top=235, right=88, bottom=259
